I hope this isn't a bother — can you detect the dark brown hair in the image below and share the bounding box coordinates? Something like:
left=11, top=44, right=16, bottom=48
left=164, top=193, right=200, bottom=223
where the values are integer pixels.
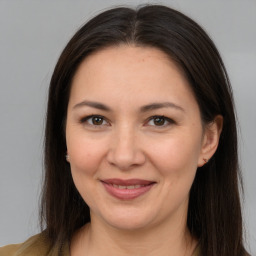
left=41, top=5, right=250, bottom=256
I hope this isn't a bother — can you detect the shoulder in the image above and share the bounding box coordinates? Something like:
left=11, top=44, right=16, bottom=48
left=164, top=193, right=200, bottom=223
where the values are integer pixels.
left=0, top=232, right=52, bottom=256
left=192, top=243, right=200, bottom=256
left=0, top=243, right=20, bottom=256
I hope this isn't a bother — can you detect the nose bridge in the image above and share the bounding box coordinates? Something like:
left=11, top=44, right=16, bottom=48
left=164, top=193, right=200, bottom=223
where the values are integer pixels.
left=107, top=123, right=145, bottom=169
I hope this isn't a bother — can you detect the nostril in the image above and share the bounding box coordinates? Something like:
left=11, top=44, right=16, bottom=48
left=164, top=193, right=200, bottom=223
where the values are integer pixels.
left=106, top=145, right=146, bottom=170
left=107, top=128, right=145, bottom=163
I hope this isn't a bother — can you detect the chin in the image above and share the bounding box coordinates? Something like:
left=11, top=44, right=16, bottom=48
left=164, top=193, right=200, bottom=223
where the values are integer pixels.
left=97, top=207, right=157, bottom=231
left=109, top=218, right=152, bottom=231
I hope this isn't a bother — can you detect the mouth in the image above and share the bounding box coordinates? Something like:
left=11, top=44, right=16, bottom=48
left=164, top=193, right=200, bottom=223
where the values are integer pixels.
left=101, top=179, right=156, bottom=200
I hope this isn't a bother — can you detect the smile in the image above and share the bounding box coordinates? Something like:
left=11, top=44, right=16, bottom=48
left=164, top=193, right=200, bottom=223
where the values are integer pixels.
left=101, top=179, right=156, bottom=200
left=112, top=184, right=146, bottom=189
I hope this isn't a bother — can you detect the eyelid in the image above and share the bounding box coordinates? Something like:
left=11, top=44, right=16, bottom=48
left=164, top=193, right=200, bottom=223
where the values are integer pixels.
left=79, top=114, right=175, bottom=128
left=80, top=115, right=110, bottom=126
left=145, top=115, right=175, bottom=127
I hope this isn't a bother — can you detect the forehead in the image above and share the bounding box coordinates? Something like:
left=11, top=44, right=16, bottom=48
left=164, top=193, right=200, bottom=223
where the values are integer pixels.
left=69, top=45, right=197, bottom=112
left=75, top=45, right=181, bottom=78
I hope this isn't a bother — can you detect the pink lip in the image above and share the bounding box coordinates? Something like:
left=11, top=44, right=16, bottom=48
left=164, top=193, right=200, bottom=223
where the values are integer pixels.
left=101, top=179, right=156, bottom=200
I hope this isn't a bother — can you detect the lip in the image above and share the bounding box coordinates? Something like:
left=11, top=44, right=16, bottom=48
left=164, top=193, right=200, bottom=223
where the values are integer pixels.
left=101, top=179, right=156, bottom=200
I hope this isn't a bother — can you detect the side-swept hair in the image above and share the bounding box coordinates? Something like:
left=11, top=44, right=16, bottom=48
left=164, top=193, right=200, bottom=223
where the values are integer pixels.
left=41, top=5, right=249, bottom=256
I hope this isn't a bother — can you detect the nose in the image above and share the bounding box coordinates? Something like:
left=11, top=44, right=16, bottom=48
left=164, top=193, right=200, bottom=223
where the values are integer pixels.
left=106, top=126, right=146, bottom=170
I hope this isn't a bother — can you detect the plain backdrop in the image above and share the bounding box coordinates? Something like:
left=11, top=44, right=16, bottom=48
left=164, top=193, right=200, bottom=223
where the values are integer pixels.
left=0, top=0, right=255, bottom=254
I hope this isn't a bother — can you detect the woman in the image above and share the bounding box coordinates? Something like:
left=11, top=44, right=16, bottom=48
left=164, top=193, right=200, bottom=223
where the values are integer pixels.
left=0, top=4, right=250, bottom=256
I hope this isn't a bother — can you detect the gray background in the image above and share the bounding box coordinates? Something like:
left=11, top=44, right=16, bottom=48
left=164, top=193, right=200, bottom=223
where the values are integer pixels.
left=0, top=0, right=255, bottom=254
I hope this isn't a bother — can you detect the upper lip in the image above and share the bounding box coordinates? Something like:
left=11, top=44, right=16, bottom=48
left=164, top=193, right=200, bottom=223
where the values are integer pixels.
left=101, top=179, right=155, bottom=186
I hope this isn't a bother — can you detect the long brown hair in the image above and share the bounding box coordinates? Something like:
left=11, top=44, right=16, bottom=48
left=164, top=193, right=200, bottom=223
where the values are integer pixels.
left=41, top=5, right=250, bottom=255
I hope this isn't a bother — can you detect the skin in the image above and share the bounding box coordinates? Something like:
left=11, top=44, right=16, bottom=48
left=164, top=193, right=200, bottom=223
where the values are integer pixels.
left=66, top=45, right=223, bottom=256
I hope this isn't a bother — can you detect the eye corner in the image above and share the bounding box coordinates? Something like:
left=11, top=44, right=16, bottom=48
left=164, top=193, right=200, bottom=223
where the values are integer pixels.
left=145, top=115, right=175, bottom=127
left=79, top=114, right=110, bottom=127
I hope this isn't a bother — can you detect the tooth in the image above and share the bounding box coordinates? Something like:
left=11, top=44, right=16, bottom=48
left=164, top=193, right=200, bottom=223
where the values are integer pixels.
left=127, top=185, right=135, bottom=189
left=112, top=184, right=146, bottom=189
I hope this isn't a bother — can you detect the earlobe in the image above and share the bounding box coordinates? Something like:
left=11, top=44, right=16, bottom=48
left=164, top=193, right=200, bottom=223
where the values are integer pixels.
left=198, top=115, right=223, bottom=167
left=66, top=152, right=70, bottom=162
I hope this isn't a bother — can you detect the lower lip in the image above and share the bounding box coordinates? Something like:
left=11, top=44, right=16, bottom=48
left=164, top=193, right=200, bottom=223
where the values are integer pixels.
left=102, top=182, right=155, bottom=200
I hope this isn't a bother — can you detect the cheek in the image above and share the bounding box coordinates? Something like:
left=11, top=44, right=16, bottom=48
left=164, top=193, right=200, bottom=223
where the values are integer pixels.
left=146, top=131, right=202, bottom=178
left=67, top=136, right=108, bottom=208
left=67, top=134, right=108, bottom=176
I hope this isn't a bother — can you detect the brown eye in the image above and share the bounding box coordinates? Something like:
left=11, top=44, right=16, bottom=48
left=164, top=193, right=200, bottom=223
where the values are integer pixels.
left=81, top=115, right=108, bottom=126
left=92, top=116, right=104, bottom=125
left=147, top=116, right=174, bottom=127
left=153, top=116, right=165, bottom=126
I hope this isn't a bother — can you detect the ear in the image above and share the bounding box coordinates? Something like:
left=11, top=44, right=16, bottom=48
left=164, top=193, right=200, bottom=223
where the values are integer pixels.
left=66, top=151, right=70, bottom=162
left=198, top=115, right=223, bottom=167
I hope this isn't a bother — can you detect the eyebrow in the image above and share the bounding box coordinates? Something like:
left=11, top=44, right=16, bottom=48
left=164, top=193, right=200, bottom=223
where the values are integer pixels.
left=73, top=100, right=184, bottom=112
left=140, top=102, right=185, bottom=112
left=73, top=100, right=111, bottom=111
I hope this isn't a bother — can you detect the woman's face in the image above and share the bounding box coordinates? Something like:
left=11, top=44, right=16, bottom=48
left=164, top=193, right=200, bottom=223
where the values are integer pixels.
left=66, top=45, right=211, bottom=231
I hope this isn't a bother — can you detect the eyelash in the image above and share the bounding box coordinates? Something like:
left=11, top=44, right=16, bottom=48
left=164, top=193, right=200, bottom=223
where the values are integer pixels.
left=147, top=115, right=175, bottom=127
left=79, top=115, right=175, bottom=128
left=80, top=115, right=108, bottom=127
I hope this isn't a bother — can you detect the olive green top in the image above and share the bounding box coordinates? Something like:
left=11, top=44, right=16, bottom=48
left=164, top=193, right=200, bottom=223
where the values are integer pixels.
left=0, top=233, right=69, bottom=256
left=0, top=233, right=200, bottom=256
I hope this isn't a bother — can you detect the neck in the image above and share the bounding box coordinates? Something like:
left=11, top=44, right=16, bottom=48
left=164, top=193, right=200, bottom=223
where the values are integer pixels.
left=71, top=213, right=197, bottom=256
